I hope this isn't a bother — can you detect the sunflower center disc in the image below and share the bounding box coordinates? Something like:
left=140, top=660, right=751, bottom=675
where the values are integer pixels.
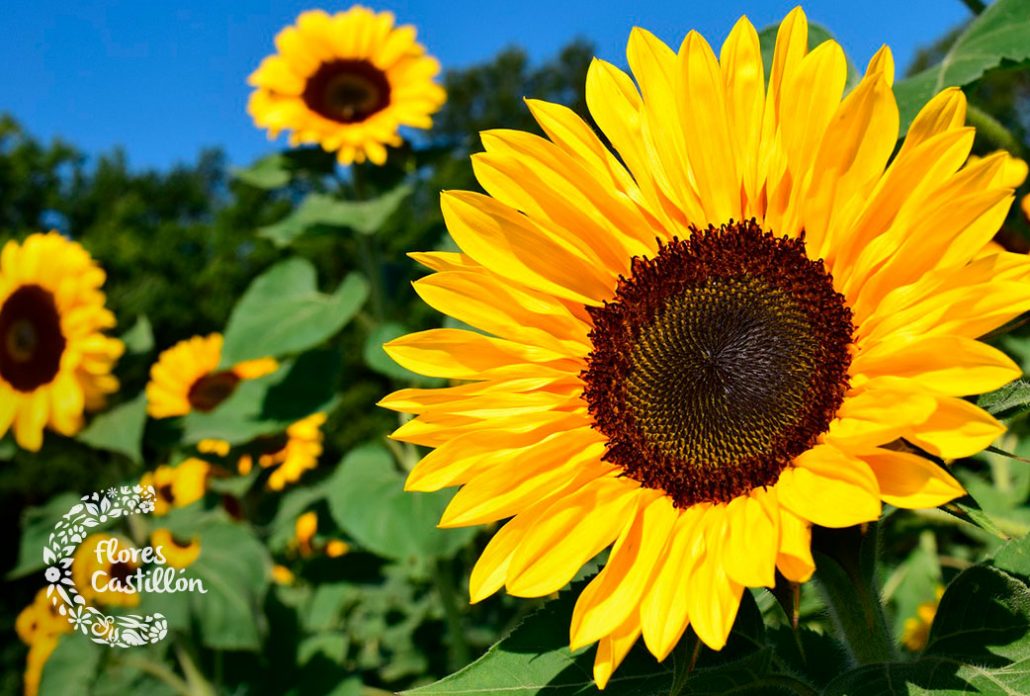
left=583, top=220, right=854, bottom=508
left=188, top=371, right=241, bottom=412
left=303, top=59, right=391, bottom=123
left=0, top=284, right=66, bottom=392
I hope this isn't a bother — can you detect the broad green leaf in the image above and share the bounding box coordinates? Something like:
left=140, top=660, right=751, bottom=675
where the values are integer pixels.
left=10, top=492, right=86, bottom=579
left=326, top=444, right=477, bottom=561
left=824, top=564, right=1030, bottom=695
left=232, top=150, right=337, bottom=190
left=896, top=0, right=1030, bottom=133
left=978, top=379, right=1030, bottom=419
left=993, top=530, right=1030, bottom=581
left=233, top=153, right=293, bottom=189
left=119, top=315, right=154, bottom=354
left=757, top=22, right=860, bottom=90
left=186, top=521, right=272, bottom=650
left=406, top=586, right=812, bottom=695
left=77, top=392, right=148, bottom=464
left=183, top=350, right=340, bottom=445
left=39, top=634, right=103, bottom=694
left=259, top=186, right=411, bottom=246
left=220, top=257, right=368, bottom=366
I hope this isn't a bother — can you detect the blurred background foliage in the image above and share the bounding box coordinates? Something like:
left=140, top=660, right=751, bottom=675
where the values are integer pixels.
left=3, top=3, right=1030, bottom=695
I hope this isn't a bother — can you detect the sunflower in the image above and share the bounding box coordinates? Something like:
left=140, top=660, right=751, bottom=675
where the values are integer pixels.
left=139, top=458, right=211, bottom=516
left=16, top=590, right=70, bottom=696
left=248, top=6, right=446, bottom=166
left=145, top=333, right=277, bottom=418
left=380, top=8, right=1030, bottom=687
left=237, top=412, right=327, bottom=490
left=901, top=585, right=944, bottom=652
left=150, top=528, right=201, bottom=569
left=73, top=533, right=140, bottom=607
left=0, top=232, right=123, bottom=451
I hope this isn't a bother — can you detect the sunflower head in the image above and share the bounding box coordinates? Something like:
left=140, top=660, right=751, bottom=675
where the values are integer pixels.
left=248, top=5, right=446, bottom=165
left=0, top=232, right=123, bottom=451
left=145, top=333, right=277, bottom=418
left=16, top=589, right=70, bottom=646
left=140, top=458, right=211, bottom=516
left=238, top=412, right=326, bottom=490
left=381, top=5, right=1030, bottom=687
left=72, top=533, right=140, bottom=607
left=150, top=528, right=202, bottom=570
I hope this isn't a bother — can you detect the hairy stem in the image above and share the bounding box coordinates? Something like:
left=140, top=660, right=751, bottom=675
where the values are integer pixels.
left=813, top=525, right=896, bottom=665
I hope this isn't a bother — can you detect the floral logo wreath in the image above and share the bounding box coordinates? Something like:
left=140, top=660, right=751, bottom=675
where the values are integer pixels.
left=43, top=485, right=168, bottom=648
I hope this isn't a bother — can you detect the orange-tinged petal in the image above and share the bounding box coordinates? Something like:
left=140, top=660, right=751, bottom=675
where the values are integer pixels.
left=905, top=397, right=1003, bottom=459
left=570, top=493, right=676, bottom=650
left=861, top=448, right=965, bottom=509
left=505, top=477, right=642, bottom=597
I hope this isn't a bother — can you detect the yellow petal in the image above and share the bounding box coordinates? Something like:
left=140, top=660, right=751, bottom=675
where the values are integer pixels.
left=861, top=448, right=965, bottom=509
left=905, top=397, right=1003, bottom=459
left=776, top=508, right=815, bottom=582
left=853, top=334, right=1020, bottom=396
left=505, top=477, right=641, bottom=597
left=776, top=445, right=881, bottom=527
left=719, top=489, right=779, bottom=588
left=570, top=493, right=676, bottom=650
left=593, top=610, right=642, bottom=690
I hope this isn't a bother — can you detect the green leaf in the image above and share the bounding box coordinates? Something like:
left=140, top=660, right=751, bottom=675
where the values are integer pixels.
left=896, top=0, right=1030, bottom=134
left=233, top=153, right=293, bottom=189
left=406, top=586, right=812, bottom=695
left=10, top=492, right=85, bottom=578
left=187, top=521, right=272, bottom=650
left=978, top=379, right=1030, bottom=419
left=825, top=564, right=1030, bottom=695
left=183, top=349, right=341, bottom=445
left=77, top=392, right=148, bottom=463
left=39, top=634, right=103, bottom=694
left=0, top=435, right=15, bottom=461
left=326, top=444, right=477, bottom=561
left=119, top=315, right=154, bottom=354
left=233, top=149, right=338, bottom=189
left=940, top=492, right=1018, bottom=540
left=993, top=531, right=1030, bottom=581
left=259, top=186, right=412, bottom=247
left=757, top=21, right=860, bottom=90
left=220, top=257, right=368, bottom=366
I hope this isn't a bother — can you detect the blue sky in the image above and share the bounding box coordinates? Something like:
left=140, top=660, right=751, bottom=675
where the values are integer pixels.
left=2, top=0, right=972, bottom=170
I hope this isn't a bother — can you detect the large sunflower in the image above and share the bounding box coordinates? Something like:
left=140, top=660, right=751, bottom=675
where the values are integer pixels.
left=248, top=6, right=446, bottom=166
left=145, top=333, right=277, bottom=418
left=0, top=232, right=123, bottom=451
left=380, top=8, right=1030, bottom=687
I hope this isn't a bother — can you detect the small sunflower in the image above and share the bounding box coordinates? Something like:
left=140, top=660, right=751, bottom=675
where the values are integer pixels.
left=139, top=458, right=211, bottom=516
left=237, top=412, right=327, bottom=490
left=0, top=232, right=123, bottom=451
left=150, top=528, right=201, bottom=569
left=72, top=533, right=139, bottom=607
left=381, top=8, right=1030, bottom=687
left=16, top=588, right=70, bottom=645
left=291, top=510, right=348, bottom=558
left=145, top=333, right=277, bottom=418
left=248, top=5, right=446, bottom=165
left=901, top=585, right=944, bottom=652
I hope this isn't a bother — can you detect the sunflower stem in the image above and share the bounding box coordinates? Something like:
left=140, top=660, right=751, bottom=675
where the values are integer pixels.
left=348, top=164, right=388, bottom=322
left=812, top=524, right=896, bottom=666
left=433, top=557, right=471, bottom=672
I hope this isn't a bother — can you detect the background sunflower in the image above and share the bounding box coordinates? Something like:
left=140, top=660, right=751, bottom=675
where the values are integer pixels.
left=248, top=6, right=446, bottom=165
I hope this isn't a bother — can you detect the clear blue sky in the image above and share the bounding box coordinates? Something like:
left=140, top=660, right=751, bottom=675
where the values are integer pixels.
left=2, top=0, right=972, bottom=170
